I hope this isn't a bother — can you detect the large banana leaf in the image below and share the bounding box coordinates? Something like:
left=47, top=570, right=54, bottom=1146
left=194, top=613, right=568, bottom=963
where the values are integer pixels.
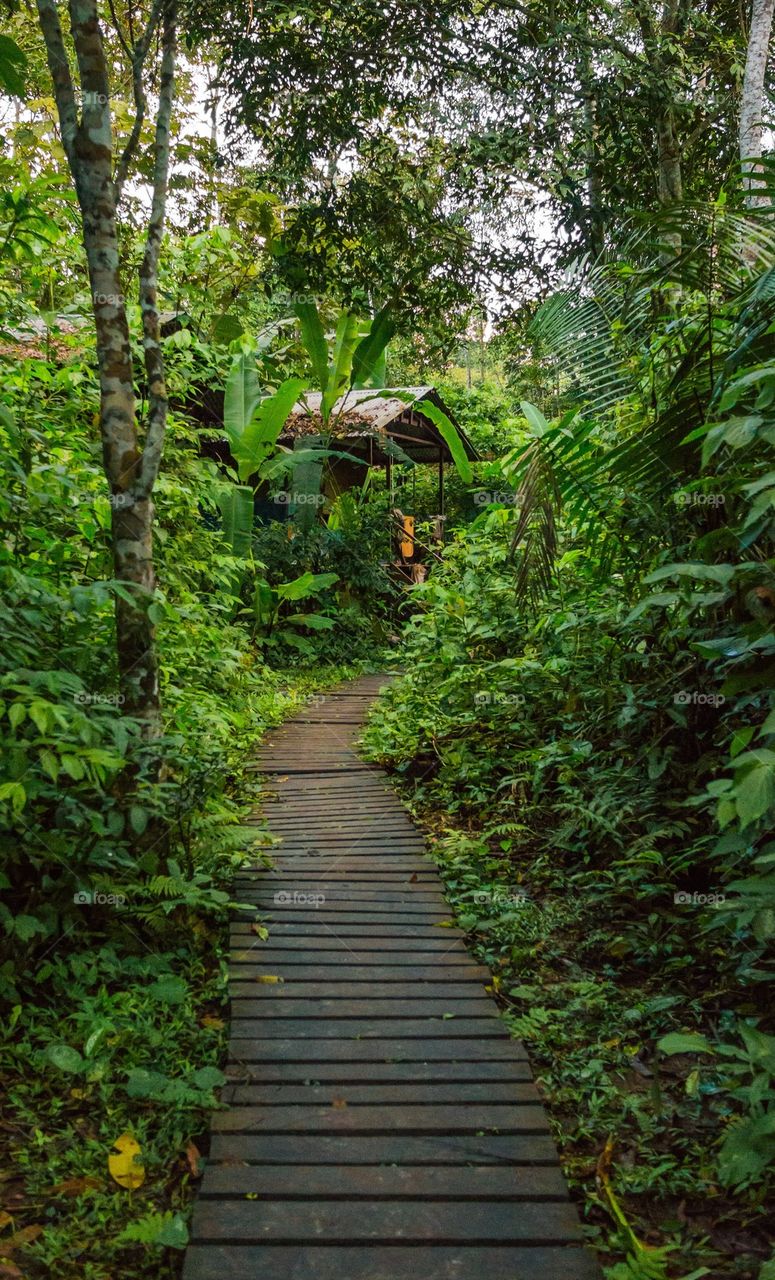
left=321, top=312, right=361, bottom=422
left=294, top=301, right=328, bottom=391
left=289, top=435, right=323, bottom=533
left=415, top=398, right=473, bottom=484
left=352, top=305, right=395, bottom=389
left=216, top=484, right=254, bottom=559
left=275, top=571, right=339, bottom=600
left=234, top=377, right=307, bottom=481
left=224, top=352, right=262, bottom=439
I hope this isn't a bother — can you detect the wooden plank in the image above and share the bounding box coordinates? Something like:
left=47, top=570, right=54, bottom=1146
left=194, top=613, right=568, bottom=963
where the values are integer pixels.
left=246, top=890, right=449, bottom=904
left=189, top=1200, right=580, bottom=1241
left=221, top=1082, right=541, bottom=1105
left=228, top=963, right=489, bottom=980
left=229, top=951, right=480, bottom=965
left=227, top=1038, right=525, bottom=1062
left=197, top=1162, right=567, bottom=1197
left=223, top=1061, right=534, bottom=1084
left=229, top=998, right=498, bottom=1016
left=208, top=1132, right=559, bottom=1164
left=228, top=934, right=465, bottom=952
left=226, top=1018, right=508, bottom=1039
left=241, top=924, right=465, bottom=937
left=184, top=1245, right=600, bottom=1280
left=211, top=1104, right=550, bottom=1132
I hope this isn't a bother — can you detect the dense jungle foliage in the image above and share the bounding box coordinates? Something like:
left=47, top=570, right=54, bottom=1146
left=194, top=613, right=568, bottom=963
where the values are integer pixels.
left=2, top=0, right=775, bottom=1276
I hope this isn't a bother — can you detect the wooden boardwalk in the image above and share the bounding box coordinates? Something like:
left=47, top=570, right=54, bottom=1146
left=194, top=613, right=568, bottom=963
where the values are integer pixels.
left=183, top=674, right=600, bottom=1280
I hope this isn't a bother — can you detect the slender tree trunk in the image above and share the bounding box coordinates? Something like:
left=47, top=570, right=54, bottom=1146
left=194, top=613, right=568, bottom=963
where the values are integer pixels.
left=36, top=0, right=177, bottom=737
left=740, top=0, right=775, bottom=206
left=656, top=107, right=683, bottom=205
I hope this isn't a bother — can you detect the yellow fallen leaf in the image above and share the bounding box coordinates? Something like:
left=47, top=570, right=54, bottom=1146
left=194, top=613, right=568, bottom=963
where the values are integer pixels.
left=108, top=1133, right=145, bottom=1189
left=201, top=1014, right=225, bottom=1029
left=255, top=975, right=282, bottom=984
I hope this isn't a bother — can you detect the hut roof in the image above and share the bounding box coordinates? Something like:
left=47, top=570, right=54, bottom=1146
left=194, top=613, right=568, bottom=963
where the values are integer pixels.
left=280, top=387, right=480, bottom=465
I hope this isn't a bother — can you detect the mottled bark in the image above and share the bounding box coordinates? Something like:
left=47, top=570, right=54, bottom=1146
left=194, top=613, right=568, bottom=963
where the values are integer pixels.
left=36, top=0, right=177, bottom=737
left=740, top=0, right=775, bottom=207
left=656, top=107, right=683, bottom=205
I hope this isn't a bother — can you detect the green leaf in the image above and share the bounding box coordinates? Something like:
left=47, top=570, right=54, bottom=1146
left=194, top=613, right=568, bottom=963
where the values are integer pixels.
left=322, top=311, right=361, bottom=422
left=126, top=1068, right=172, bottom=1099
left=351, top=305, right=396, bottom=389
left=276, top=571, right=338, bottom=601
left=0, top=781, right=26, bottom=814
left=657, top=1032, right=714, bottom=1055
left=0, top=35, right=27, bottom=97
left=223, top=352, right=261, bottom=439
left=148, top=976, right=188, bottom=1005
left=520, top=399, right=551, bottom=438
left=11, top=914, right=46, bottom=941
left=46, top=1044, right=85, bottom=1073
left=129, top=804, right=149, bottom=835
left=294, top=300, right=329, bottom=392
left=735, top=763, right=775, bottom=828
left=645, top=562, right=735, bottom=586
left=415, top=399, right=473, bottom=484
left=285, top=612, right=336, bottom=630
left=192, top=1065, right=226, bottom=1090
left=235, top=378, right=307, bottom=482
left=217, top=485, right=254, bottom=559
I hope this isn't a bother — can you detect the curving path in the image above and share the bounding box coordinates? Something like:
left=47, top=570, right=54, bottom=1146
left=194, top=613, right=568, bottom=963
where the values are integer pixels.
left=183, top=674, right=600, bottom=1280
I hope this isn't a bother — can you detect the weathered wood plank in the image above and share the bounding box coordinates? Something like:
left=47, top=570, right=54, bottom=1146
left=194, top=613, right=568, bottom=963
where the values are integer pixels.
left=228, top=963, right=489, bottom=980
left=223, top=1061, right=534, bottom=1084
left=189, top=1200, right=581, bottom=1241
left=208, top=1132, right=560, bottom=1164
left=226, top=1018, right=509, bottom=1039
left=183, top=1245, right=599, bottom=1280
left=196, top=1162, right=567, bottom=1197
left=227, top=1036, right=525, bottom=1061
left=210, top=1103, right=550, bottom=1133
left=229, top=998, right=497, bottom=1016
left=221, top=1082, right=542, bottom=1105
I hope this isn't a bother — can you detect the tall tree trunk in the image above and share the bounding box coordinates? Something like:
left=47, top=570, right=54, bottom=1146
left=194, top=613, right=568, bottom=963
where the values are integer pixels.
left=36, top=0, right=177, bottom=737
left=657, top=106, right=683, bottom=205
left=740, top=0, right=775, bottom=206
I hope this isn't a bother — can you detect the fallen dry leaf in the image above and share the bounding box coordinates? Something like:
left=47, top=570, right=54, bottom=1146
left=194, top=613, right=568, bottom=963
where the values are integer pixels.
left=255, top=975, right=282, bottom=984
left=0, top=1225, right=43, bottom=1254
left=48, top=1177, right=103, bottom=1197
left=201, top=1015, right=224, bottom=1030
left=108, top=1133, right=144, bottom=1190
left=185, top=1143, right=203, bottom=1178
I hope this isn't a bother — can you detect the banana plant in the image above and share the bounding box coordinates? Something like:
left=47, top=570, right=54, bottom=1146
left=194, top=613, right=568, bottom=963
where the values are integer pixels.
left=294, top=300, right=396, bottom=426
left=250, top=570, right=339, bottom=655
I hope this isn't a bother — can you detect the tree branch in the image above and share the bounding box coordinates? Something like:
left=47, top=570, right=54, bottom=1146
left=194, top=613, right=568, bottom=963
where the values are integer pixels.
left=35, top=0, right=79, bottom=167
left=114, top=0, right=166, bottom=201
